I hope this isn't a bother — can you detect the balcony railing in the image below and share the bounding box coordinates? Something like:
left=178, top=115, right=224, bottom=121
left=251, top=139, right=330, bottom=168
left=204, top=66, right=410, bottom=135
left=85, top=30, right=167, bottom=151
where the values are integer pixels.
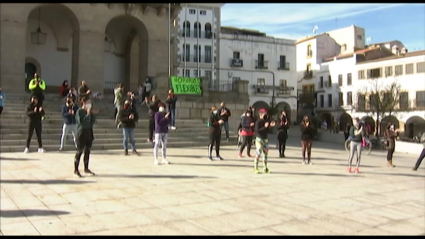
left=416, top=100, right=425, bottom=108
left=255, top=60, right=268, bottom=69
left=278, top=62, right=290, bottom=70
left=178, top=30, right=217, bottom=39
left=209, top=80, right=236, bottom=92
left=177, top=54, right=216, bottom=64
left=298, top=91, right=316, bottom=103
left=230, top=58, right=243, bottom=67
left=304, top=71, right=313, bottom=78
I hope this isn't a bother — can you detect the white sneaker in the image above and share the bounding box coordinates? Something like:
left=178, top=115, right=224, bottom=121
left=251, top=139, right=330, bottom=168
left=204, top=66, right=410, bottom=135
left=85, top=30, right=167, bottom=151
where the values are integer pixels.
left=38, top=148, right=46, bottom=153
left=161, top=159, right=170, bottom=165
left=171, top=126, right=176, bottom=130
left=153, top=159, right=159, bottom=165
left=24, top=147, right=29, bottom=153
left=302, top=161, right=306, bottom=165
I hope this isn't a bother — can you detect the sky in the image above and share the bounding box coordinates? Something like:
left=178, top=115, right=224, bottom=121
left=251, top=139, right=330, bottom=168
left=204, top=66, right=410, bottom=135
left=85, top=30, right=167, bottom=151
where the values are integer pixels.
left=221, top=3, right=425, bottom=51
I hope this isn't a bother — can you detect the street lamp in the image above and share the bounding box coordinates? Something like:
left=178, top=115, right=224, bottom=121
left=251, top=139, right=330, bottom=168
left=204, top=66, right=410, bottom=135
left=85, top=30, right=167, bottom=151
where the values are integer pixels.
left=31, top=8, right=47, bottom=45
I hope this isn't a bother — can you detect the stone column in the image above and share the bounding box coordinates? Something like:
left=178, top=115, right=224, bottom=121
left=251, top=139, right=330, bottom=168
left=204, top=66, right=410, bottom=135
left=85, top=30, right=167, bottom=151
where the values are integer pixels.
left=147, top=38, right=169, bottom=97
left=0, top=21, right=27, bottom=92
left=75, top=31, right=104, bottom=94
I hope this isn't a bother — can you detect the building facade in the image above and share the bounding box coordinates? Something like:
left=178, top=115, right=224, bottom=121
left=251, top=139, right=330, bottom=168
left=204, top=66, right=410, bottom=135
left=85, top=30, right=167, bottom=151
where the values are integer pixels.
left=218, top=27, right=297, bottom=121
left=172, top=4, right=223, bottom=87
left=1, top=3, right=179, bottom=94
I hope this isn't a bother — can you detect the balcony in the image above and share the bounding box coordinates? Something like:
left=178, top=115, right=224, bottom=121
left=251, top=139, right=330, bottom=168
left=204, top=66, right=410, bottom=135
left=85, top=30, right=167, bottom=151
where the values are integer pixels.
left=252, top=84, right=295, bottom=95
left=277, top=85, right=295, bottom=96
left=304, top=71, right=313, bottom=79
left=177, top=54, right=216, bottom=64
left=178, top=29, right=217, bottom=39
left=230, top=58, right=243, bottom=67
left=416, top=100, right=425, bottom=109
left=255, top=60, right=268, bottom=69
left=252, top=85, right=269, bottom=94
left=298, top=91, right=316, bottom=103
left=278, top=62, right=290, bottom=71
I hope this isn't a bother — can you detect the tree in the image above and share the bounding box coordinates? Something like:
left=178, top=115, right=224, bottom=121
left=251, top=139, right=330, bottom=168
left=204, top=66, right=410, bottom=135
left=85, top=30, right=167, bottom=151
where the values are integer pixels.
left=355, top=77, right=403, bottom=136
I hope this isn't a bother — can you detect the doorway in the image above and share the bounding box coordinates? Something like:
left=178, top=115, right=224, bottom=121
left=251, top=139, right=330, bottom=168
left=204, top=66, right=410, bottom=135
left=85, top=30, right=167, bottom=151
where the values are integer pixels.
left=25, top=63, right=37, bottom=93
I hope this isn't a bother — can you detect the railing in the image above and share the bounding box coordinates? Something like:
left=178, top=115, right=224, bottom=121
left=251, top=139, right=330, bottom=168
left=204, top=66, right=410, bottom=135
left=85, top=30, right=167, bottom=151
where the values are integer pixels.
left=104, top=81, right=118, bottom=90
left=209, top=80, right=236, bottom=92
left=278, top=62, right=290, bottom=70
left=416, top=100, right=425, bottom=108
left=230, top=58, right=243, bottom=67
left=255, top=60, right=268, bottom=69
left=304, top=71, right=313, bottom=78
left=298, top=91, right=315, bottom=103
left=178, top=30, right=217, bottom=39
left=177, top=54, right=216, bottom=63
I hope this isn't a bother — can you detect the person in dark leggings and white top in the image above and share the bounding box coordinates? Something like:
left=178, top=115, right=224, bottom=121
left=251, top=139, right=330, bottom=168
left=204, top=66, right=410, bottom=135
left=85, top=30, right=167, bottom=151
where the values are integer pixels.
left=347, top=117, right=363, bottom=173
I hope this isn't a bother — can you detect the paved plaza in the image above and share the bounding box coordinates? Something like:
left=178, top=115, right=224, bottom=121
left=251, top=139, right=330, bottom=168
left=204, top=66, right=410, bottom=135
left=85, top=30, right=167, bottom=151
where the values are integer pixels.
left=0, top=138, right=424, bottom=235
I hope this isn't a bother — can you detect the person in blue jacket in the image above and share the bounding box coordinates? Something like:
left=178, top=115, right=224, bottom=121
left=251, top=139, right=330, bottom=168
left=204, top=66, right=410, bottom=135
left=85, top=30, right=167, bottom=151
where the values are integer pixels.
left=59, top=96, right=79, bottom=151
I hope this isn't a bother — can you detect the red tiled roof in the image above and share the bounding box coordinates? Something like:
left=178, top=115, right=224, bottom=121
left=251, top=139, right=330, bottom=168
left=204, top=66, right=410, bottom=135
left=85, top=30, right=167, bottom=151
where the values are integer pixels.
left=357, top=50, right=425, bottom=64
left=324, top=47, right=379, bottom=61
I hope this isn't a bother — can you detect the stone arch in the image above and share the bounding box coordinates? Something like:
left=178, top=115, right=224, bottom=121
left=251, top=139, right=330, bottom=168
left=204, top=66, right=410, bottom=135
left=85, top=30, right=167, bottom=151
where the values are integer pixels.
left=25, top=57, right=41, bottom=77
left=361, top=116, right=375, bottom=135
left=183, top=21, right=190, bottom=37
left=275, top=101, right=291, bottom=122
left=405, top=116, right=425, bottom=139
left=205, top=23, right=212, bottom=38
left=252, top=101, right=269, bottom=118
left=104, top=15, right=149, bottom=91
left=380, top=115, right=400, bottom=133
left=339, top=113, right=353, bottom=130
left=320, top=112, right=332, bottom=129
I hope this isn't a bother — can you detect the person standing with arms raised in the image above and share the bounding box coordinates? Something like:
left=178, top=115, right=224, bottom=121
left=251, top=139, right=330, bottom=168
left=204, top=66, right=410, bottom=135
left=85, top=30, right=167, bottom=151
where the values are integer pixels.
left=254, top=109, right=275, bottom=174
left=153, top=102, right=170, bottom=165
left=120, top=99, right=140, bottom=156
left=166, top=89, right=177, bottom=130
left=208, top=106, right=224, bottom=161
left=78, top=81, right=91, bottom=105
left=59, top=96, right=79, bottom=151
left=24, top=96, right=46, bottom=153
left=219, top=102, right=232, bottom=142
left=29, top=73, right=46, bottom=120
left=277, top=111, right=289, bottom=158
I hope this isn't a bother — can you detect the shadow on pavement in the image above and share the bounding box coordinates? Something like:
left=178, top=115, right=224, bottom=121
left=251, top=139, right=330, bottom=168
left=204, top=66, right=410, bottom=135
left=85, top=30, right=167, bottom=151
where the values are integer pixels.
left=167, top=155, right=204, bottom=159
left=97, top=174, right=217, bottom=179
left=362, top=172, right=425, bottom=178
left=0, top=209, right=70, bottom=218
left=271, top=171, right=364, bottom=177
left=0, top=179, right=95, bottom=185
left=0, top=157, right=39, bottom=161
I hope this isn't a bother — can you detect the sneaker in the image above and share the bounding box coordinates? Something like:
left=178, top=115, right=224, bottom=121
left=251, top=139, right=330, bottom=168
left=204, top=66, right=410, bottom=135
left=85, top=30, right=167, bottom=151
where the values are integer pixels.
left=254, top=168, right=259, bottom=174
left=412, top=167, right=418, bottom=171
left=226, top=138, right=230, bottom=142
left=238, top=153, right=243, bottom=158
left=132, top=150, right=140, bottom=156
left=308, top=161, right=314, bottom=165
left=124, top=149, right=129, bottom=156
left=347, top=167, right=352, bottom=173
left=282, top=154, right=286, bottom=158
left=154, top=159, right=159, bottom=165
left=58, top=148, right=64, bottom=152
left=161, top=159, right=170, bottom=165
left=208, top=156, right=213, bottom=161
left=171, top=126, right=176, bottom=130
left=264, top=168, right=271, bottom=174
left=73, top=171, right=82, bottom=178
left=302, top=161, right=306, bottom=165
left=24, top=147, right=29, bottom=153
left=354, top=168, right=360, bottom=174
left=84, top=169, right=95, bottom=176
left=38, top=148, right=46, bottom=153
left=216, top=156, right=224, bottom=160
left=247, top=154, right=252, bottom=158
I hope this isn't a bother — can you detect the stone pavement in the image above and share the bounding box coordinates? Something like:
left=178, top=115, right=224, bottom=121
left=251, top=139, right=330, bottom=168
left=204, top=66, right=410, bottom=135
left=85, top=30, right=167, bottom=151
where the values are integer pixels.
left=1, top=138, right=424, bottom=235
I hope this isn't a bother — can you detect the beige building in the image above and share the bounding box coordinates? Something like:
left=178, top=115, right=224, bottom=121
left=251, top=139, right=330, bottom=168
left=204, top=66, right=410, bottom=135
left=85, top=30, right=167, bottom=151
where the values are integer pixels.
left=0, top=3, right=181, bottom=94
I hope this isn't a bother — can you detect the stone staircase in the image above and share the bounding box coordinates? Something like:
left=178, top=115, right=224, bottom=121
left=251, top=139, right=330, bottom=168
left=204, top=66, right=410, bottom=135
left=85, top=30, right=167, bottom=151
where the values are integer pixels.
left=0, top=93, right=237, bottom=153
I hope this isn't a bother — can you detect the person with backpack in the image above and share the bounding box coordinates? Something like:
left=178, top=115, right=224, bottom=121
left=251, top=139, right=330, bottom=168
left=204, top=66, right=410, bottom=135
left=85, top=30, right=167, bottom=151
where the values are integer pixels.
left=207, top=106, right=224, bottom=161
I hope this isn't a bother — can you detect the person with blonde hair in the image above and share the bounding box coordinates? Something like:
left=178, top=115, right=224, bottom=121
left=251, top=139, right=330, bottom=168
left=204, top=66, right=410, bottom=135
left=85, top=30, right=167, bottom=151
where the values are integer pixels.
left=207, top=106, right=224, bottom=160
left=300, top=115, right=315, bottom=165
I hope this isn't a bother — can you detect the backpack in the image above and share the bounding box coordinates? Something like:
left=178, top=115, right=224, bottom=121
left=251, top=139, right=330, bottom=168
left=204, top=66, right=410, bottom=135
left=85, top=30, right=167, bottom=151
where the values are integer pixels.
left=206, top=121, right=210, bottom=127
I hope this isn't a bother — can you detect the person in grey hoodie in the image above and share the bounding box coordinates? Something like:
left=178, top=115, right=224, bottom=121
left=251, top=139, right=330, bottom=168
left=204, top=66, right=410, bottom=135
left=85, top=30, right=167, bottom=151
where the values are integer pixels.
left=59, top=96, right=79, bottom=151
left=153, top=102, right=170, bottom=165
left=114, top=83, right=125, bottom=127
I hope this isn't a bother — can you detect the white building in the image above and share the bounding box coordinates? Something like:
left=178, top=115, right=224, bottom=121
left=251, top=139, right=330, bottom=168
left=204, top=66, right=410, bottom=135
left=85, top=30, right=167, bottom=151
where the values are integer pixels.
left=218, top=27, right=297, bottom=121
left=351, top=50, right=425, bottom=139
left=173, top=4, right=224, bottom=85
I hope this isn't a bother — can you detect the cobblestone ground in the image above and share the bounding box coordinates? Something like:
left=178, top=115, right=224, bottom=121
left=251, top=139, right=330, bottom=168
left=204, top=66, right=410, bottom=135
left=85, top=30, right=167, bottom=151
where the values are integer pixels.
left=1, top=138, right=424, bottom=235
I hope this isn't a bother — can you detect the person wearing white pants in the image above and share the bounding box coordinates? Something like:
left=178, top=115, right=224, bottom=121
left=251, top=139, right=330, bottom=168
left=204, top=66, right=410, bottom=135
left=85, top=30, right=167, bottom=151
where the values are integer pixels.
left=153, top=103, right=170, bottom=165
left=59, top=97, right=79, bottom=151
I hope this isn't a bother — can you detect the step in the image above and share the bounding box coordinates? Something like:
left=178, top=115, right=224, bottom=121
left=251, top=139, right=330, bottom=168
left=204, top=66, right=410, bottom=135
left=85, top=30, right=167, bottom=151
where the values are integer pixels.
left=1, top=122, right=206, bottom=129
left=0, top=137, right=237, bottom=153
left=0, top=118, right=204, bottom=124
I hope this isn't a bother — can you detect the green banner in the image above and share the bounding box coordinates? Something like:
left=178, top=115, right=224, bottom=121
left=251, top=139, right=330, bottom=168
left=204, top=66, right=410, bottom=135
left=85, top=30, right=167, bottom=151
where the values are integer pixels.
left=170, top=76, right=202, bottom=95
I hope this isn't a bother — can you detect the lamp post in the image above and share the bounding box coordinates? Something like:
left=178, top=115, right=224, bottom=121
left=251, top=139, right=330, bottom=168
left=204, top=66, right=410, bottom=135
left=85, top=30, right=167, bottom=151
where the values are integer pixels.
left=31, top=8, right=47, bottom=45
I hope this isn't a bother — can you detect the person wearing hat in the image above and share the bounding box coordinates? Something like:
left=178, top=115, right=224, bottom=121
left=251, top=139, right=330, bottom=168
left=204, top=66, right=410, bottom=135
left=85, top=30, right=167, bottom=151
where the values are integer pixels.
left=254, top=108, right=276, bottom=174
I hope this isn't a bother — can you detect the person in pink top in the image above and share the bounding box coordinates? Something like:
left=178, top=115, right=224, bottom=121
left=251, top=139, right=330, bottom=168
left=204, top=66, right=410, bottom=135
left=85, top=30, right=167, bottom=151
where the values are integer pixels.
left=238, top=108, right=255, bottom=158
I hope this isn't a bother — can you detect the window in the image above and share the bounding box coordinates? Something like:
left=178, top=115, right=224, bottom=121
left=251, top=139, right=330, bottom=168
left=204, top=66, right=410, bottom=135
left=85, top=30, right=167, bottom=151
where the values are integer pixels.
left=189, top=9, right=196, bottom=14
left=339, top=92, right=343, bottom=106
left=204, top=46, right=212, bottom=63
left=204, top=70, right=212, bottom=80
left=200, top=10, right=207, bottom=15
left=369, top=93, right=379, bottom=110
left=193, top=45, right=201, bottom=62
left=358, top=70, right=365, bottom=80
left=183, top=21, right=190, bottom=37
left=358, top=94, right=366, bottom=110
left=183, top=44, right=190, bottom=61
left=194, top=22, right=201, bottom=38
left=416, top=91, right=425, bottom=108
left=395, top=65, right=403, bottom=76
left=367, top=68, right=381, bottom=78
left=385, top=66, right=393, bottom=77
left=193, top=70, right=198, bottom=77
left=319, top=76, right=323, bottom=88
left=256, top=78, right=266, bottom=93
left=307, top=45, right=312, bottom=57
left=204, top=23, right=212, bottom=38
left=399, top=92, right=409, bottom=110
left=279, top=80, right=287, bottom=94
left=320, top=95, right=324, bottom=108
left=328, top=75, right=332, bottom=87
left=417, top=62, right=425, bottom=73
left=279, top=55, right=288, bottom=69
left=257, top=53, right=265, bottom=68
left=405, top=63, right=414, bottom=74
left=347, top=73, right=352, bottom=86
left=327, top=94, right=332, bottom=107
left=306, top=63, right=312, bottom=72
left=185, top=69, right=190, bottom=77
left=338, top=74, right=343, bottom=87
left=347, top=92, right=353, bottom=106
left=357, top=35, right=362, bottom=40
left=342, top=44, right=347, bottom=52
left=233, top=51, right=240, bottom=59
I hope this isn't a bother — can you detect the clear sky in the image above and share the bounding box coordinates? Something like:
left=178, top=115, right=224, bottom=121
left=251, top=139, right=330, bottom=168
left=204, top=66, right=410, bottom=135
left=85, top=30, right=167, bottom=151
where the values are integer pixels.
left=221, top=3, right=425, bottom=51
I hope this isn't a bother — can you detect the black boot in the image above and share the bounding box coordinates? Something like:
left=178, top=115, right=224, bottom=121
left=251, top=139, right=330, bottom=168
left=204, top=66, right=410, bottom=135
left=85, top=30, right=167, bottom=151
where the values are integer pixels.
left=281, top=144, right=286, bottom=158
left=208, top=144, right=213, bottom=161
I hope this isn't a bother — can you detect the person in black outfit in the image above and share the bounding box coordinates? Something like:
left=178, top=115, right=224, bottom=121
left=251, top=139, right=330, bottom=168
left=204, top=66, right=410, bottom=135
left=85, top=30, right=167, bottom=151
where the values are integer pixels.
left=238, top=108, right=255, bottom=157
left=120, top=99, right=140, bottom=156
left=208, top=106, right=224, bottom=161
left=413, top=143, right=425, bottom=171
left=219, top=102, right=232, bottom=141
left=254, top=108, right=276, bottom=174
left=74, top=97, right=98, bottom=178
left=384, top=123, right=399, bottom=167
left=146, top=95, right=160, bottom=143
left=277, top=111, right=289, bottom=158
left=300, top=115, right=315, bottom=164
left=166, top=89, right=177, bottom=130
left=24, top=96, right=45, bottom=153
left=343, top=123, right=351, bottom=141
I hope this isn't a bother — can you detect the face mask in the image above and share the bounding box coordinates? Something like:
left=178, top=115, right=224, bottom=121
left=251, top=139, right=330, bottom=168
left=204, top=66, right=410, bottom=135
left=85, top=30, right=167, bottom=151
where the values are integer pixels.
left=159, top=107, right=165, bottom=112
left=246, top=113, right=251, bottom=117
left=213, top=110, right=218, bottom=114
left=85, top=103, right=92, bottom=110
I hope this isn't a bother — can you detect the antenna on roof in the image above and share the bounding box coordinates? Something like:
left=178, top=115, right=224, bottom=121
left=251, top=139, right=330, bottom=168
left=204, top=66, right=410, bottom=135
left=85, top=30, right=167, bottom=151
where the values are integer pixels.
left=366, top=37, right=372, bottom=44
left=312, top=25, right=319, bottom=34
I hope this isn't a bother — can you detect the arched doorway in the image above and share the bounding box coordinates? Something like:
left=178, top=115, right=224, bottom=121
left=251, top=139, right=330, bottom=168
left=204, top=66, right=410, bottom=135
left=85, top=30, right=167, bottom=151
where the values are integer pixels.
left=104, top=15, right=149, bottom=92
left=320, top=112, right=332, bottom=130
left=275, top=101, right=291, bottom=123
left=26, top=4, right=80, bottom=89
left=24, top=63, right=37, bottom=92
left=405, top=116, right=425, bottom=139
left=339, top=113, right=353, bottom=131
left=361, top=116, right=376, bottom=135
left=380, top=115, right=400, bottom=134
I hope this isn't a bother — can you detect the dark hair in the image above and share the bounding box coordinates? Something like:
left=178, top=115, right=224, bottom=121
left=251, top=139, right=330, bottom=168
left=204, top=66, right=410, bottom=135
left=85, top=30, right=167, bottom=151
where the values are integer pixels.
left=158, top=102, right=166, bottom=108
left=31, top=95, right=38, bottom=100
left=80, top=96, right=90, bottom=104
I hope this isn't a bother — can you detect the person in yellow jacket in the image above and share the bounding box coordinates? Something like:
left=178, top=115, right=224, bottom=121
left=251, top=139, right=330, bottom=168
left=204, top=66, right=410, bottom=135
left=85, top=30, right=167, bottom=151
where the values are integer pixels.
left=28, top=73, right=46, bottom=119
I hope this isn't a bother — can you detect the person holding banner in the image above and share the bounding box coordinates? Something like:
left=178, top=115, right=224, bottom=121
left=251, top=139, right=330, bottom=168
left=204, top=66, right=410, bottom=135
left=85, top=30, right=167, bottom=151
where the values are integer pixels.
left=208, top=106, right=224, bottom=161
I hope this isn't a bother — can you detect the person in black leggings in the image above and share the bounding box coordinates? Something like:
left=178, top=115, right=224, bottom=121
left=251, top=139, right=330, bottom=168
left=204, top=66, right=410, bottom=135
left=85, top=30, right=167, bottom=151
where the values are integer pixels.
left=413, top=143, right=425, bottom=171
left=24, top=96, right=45, bottom=153
left=208, top=106, right=224, bottom=161
left=277, top=111, right=289, bottom=158
left=384, top=123, right=398, bottom=168
left=300, top=115, right=315, bottom=164
left=238, top=108, right=255, bottom=158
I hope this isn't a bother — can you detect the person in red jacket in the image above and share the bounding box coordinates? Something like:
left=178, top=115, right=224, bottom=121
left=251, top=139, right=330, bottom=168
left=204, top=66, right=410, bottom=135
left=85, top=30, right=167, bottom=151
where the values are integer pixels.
left=59, top=80, right=70, bottom=98
left=238, top=108, right=255, bottom=158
